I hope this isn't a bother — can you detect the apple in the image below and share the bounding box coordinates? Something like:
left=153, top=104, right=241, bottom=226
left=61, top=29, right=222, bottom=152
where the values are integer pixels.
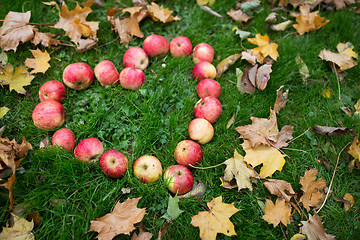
left=32, top=100, right=65, bottom=130
left=192, top=43, right=214, bottom=64
left=164, top=165, right=194, bottom=195
left=133, top=155, right=163, bottom=183
left=100, top=150, right=128, bottom=178
left=74, top=138, right=104, bottom=162
left=119, top=67, right=145, bottom=90
left=94, top=60, right=119, bottom=86
left=196, top=78, right=221, bottom=98
left=123, top=47, right=149, bottom=70
left=188, top=118, right=214, bottom=144
left=51, top=128, right=76, bottom=151
left=143, top=34, right=169, bottom=58
left=192, top=61, right=217, bottom=81
left=194, top=96, right=222, bottom=123
left=62, top=62, right=94, bottom=90
left=174, top=140, right=203, bottom=167
left=39, top=80, right=66, bottom=103
left=169, top=36, right=192, bottom=57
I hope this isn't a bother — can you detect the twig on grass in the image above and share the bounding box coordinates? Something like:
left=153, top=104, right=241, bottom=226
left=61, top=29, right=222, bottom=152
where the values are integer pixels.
left=282, top=148, right=309, bottom=155
left=316, top=141, right=351, bottom=213
left=333, top=62, right=342, bottom=101
left=288, top=127, right=311, bottom=144
left=97, top=36, right=120, bottom=49
left=197, top=197, right=210, bottom=211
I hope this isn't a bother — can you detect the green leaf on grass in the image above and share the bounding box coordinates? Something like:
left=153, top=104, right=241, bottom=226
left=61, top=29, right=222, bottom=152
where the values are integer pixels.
left=235, top=29, right=251, bottom=41
left=162, top=194, right=183, bottom=221
left=240, top=1, right=263, bottom=15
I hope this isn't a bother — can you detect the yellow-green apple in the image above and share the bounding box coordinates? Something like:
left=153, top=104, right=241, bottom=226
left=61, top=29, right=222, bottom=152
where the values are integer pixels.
left=192, top=61, right=217, bottom=81
left=188, top=118, right=214, bottom=144
left=62, top=62, right=94, bottom=90
left=194, top=96, right=222, bottom=123
left=32, top=100, right=65, bottom=130
left=170, top=36, right=192, bottom=57
left=143, top=34, right=169, bottom=58
left=174, top=140, right=203, bottom=167
left=94, top=60, right=119, bottom=86
left=192, top=43, right=214, bottom=64
left=51, top=128, right=76, bottom=151
left=123, top=47, right=149, bottom=70
left=164, top=165, right=194, bottom=195
left=196, top=78, right=221, bottom=98
left=119, top=67, right=145, bottom=90
left=133, top=155, right=163, bottom=183
left=100, top=150, right=128, bottom=178
left=74, top=138, right=104, bottom=162
left=39, top=80, right=66, bottom=103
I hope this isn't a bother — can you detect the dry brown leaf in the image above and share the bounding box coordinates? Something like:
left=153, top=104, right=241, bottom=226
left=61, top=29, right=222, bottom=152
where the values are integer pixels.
left=343, top=193, right=354, bottom=212
left=221, top=149, right=258, bottom=191
left=293, top=5, right=329, bottom=35
left=241, top=50, right=258, bottom=65
left=256, top=63, right=272, bottom=90
left=147, top=2, right=180, bottom=23
left=348, top=135, right=360, bottom=160
left=0, top=11, right=35, bottom=52
left=216, top=53, right=241, bottom=78
left=265, top=12, right=277, bottom=24
left=24, top=49, right=51, bottom=74
left=178, top=180, right=206, bottom=199
left=239, top=65, right=256, bottom=94
left=318, top=49, right=357, bottom=72
left=89, top=197, right=146, bottom=240
left=262, top=198, right=291, bottom=227
left=31, top=31, right=60, bottom=48
left=270, top=20, right=293, bottom=31
left=226, top=114, right=236, bottom=129
left=264, top=179, right=296, bottom=202
left=157, top=221, right=171, bottom=240
left=274, top=85, right=289, bottom=114
left=190, top=196, right=240, bottom=240
left=248, top=34, right=279, bottom=63
left=312, top=125, right=353, bottom=136
left=355, top=99, right=360, bottom=115
left=227, top=9, right=251, bottom=22
left=274, top=125, right=294, bottom=149
left=321, top=0, right=355, bottom=10
left=0, top=213, right=34, bottom=239
left=0, top=64, right=35, bottom=94
left=242, top=140, right=286, bottom=178
left=299, top=169, right=326, bottom=211
left=130, top=225, right=153, bottom=240
left=300, top=212, right=335, bottom=240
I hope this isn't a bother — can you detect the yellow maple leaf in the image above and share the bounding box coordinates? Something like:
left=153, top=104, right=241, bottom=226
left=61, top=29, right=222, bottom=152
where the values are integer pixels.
left=147, top=2, right=180, bottom=23
left=299, top=169, right=326, bottom=211
left=24, top=49, right=51, bottom=74
left=247, top=34, right=279, bottom=63
left=242, top=140, right=286, bottom=178
left=0, top=213, right=34, bottom=239
left=293, top=5, right=329, bottom=35
left=318, top=48, right=357, bottom=72
left=337, top=42, right=358, bottom=59
left=0, top=106, right=9, bottom=119
left=0, top=64, right=34, bottom=94
left=262, top=198, right=291, bottom=227
left=348, top=136, right=360, bottom=160
left=191, top=196, right=240, bottom=240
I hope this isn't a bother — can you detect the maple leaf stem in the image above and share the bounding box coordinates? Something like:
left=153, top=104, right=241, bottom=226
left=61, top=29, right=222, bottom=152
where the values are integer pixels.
left=196, top=197, right=210, bottom=211
left=0, top=19, right=55, bottom=26
left=287, top=127, right=311, bottom=144
left=316, top=141, right=351, bottom=213
left=189, top=162, right=224, bottom=169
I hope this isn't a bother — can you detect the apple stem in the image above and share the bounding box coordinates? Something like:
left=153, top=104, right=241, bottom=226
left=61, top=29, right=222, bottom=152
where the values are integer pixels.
left=197, top=197, right=210, bottom=211
left=189, top=162, right=224, bottom=169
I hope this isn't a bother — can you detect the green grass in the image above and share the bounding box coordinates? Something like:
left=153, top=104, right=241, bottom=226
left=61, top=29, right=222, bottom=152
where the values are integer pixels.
left=1, top=0, right=360, bottom=239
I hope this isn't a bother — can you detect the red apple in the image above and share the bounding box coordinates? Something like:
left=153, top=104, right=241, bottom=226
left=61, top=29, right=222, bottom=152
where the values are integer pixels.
left=164, top=165, right=194, bottom=195
left=196, top=79, right=221, bottom=98
left=133, top=155, right=163, bottom=183
left=32, top=100, right=65, bottom=130
left=100, top=150, right=128, bottom=178
left=74, top=138, right=104, bottom=162
left=143, top=34, right=169, bottom=58
left=62, top=62, right=94, bottom=90
left=194, top=96, right=222, bottom=123
left=119, top=67, right=145, bottom=90
left=94, top=60, right=119, bottom=86
left=169, top=36, right=192, bottom=57
left=192, top=61, right=217, bottom=81
left=174, top=140, right=203, bottom=167
left=123, top=47, right=149, bottom=70
left=188, top=118, right=214, bottom=144
left=51, top=128, right=76, bottom=151
left=192, top=43, right=214, bottom=64
left=39, top=80, right=66, bottom=103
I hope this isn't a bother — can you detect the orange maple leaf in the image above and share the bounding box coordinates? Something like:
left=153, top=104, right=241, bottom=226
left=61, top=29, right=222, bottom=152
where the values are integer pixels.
left=262, top=198, right=291, bottom=227
left=299, top=169, right=326, bottom=211
left=247, top=34, right=279, bottom=63
left=24, top=49, right=51, bottom=74
left=293, top=5, right=329, bottom=35
left=147, top=2, right=180, bottom=23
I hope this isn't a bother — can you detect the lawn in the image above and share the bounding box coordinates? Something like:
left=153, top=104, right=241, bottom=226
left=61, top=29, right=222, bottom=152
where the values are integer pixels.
left=1, top=0, right=360, bottom=239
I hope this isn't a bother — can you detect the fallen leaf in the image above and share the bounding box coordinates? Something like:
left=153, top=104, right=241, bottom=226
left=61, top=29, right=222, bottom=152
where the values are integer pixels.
left=337, top=42, right=358, bottom=59
left=0, top=11, right=35, bottom=52
left=354, top=99, right=360, bottom=114
left=293, top=5, right=329, bottom=35
left=299, top=169, right=326, bottom=211
left=147, top=2, right=180, bottom=23
left=262, top=198, right=291, bottom=227
left=221, top=149, right=258, bottom=191
left=318, top=49, right=357, bottom=72
left=178, top=180, right=206, bottom=199
left=234, top=29, right=251, bottom=41
left=191, top=196, right=240, bottom=240
left=39, top=136, right=50, bottom=149
left=0, top=64, right=35, bottom=94
left=226, top=114, right=236, bottom=129
left=24, top=49, right=51, bottom=74
left=241, top=50, right=258, bottom=65
left=322, top=88, right=332, bottom=98
left=340, top=107, right=352, bottom=116
left=0, top=107, right=9, bottom=119
left=216, top=53, right=241, bottom=78
left=270, top=20, right=292, bottom=31
left=31, top=31, right=60, bottom=48
left=162, top=194, right=183, bottom=221
left=301, top=212, right=335, bottom=240
left=343, top=193, right=354, bottom=212
left=89, top=197, right=146, bottom=239
left=130, top=225, right=153, bottom=240
left=0, top=213, right=34, bottom=240
left=348, top=135, right=360, bottom=160
left=264, top=179, right=296, bottom=202
left=273, top=85, right=289, bottom=114
left=265, top=12, right=277, bottom=24
left=290, top=233, right=306, bottom=240
left=242, top=140, right=286, bottom=178
left=240, top=1, right=263, bottom=15
left=295, top=54, right=310, bottom=84
left=273, top=125, right=294, bottom=149
left=321, top=0, right=355, bottom=10
left=0, top=51, right=8, bottom=65
left=227, top=9, right=251, bottom=22
left=238, top=66, right=255, bottom=94
left=312, top=125, right=353, bottom=136
left=248, top=34, right=279, bottom=63
left=157, top=221, right=171, bottom=240
left=256, top=63, right=272, bottom=90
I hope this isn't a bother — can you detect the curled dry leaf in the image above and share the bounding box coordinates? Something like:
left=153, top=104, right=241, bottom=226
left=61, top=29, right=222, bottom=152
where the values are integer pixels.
left=157, top=221, right=171, bottom=240
left=273, top=85, right=289, bottom=114
left=256, top=63, right=272, bottom=90
left=270, top=20, right=292, bottom=31
left=226, top=114, right=236, bottom=129
left=343, top=193, right=354, bottom=212
left=293, top=5, right=329, bottom=35
left=312, top=125, right=353, bottom=136
left=265, top=12, right=277, bottom=24
left=340, top=107, right=352, bottom=116
left=238, top=66, right=255, bottom=94
left=300, top=212, right=335, bottom=240
left=262, top=198, right=291, bottom=227
left=290, top=233, right=306, bottom=240
left=241, top=50, right=258, bottom=65
left=178, top=180, right=206, bottom=199
left=227, top=9, right=251, bottom=22
left=0, top=64, right=35, bottom=94
left=24, top=49, right=51, bottom=74
left=299, top=169, right=326, bottom=211
left=264, top=179, right=296, bottom=202
left=216, top=53, right=241, bottom=78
